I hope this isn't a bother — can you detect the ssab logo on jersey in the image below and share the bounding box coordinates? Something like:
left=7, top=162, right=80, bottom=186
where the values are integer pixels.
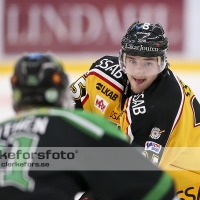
left=144, top=141, right=162, bottom=154
left=95, top=95, right=108, bottom=113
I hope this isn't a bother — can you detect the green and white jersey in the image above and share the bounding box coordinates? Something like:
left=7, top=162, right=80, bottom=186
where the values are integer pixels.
left=0, top=107, right=175, bottom=200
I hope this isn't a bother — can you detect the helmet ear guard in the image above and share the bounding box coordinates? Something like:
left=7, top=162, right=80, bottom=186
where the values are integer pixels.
left=119, top=21, right=169, bottom=76
left=11, top=52, right=73, bottom=111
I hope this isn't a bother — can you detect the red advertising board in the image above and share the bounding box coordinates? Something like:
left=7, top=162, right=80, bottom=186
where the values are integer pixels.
left=3, top=0, right=184, bottom=54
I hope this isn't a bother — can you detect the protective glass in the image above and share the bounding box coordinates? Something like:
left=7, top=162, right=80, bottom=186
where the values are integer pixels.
left=119, top=50, right=165, bottom=77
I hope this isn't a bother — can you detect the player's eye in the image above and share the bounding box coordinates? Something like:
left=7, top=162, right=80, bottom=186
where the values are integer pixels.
left=129, top=59, right=137, bottom=65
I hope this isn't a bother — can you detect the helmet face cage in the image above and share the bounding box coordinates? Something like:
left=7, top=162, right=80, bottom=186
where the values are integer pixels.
left=119, top=21, right=168, bottom=77
left=11, top=52, right=73, bottom=111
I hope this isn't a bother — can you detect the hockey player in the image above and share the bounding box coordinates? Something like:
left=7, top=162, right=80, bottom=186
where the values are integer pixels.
left=70, top=50, right=131, bottom=127
left=0, top=52, right=176, bottom=200
left=70, top=21, right=200, bottom=199
left=119, top=22, right=200, bottom=199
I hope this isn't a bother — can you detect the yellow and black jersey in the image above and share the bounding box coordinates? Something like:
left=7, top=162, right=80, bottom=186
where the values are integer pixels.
left=120, top=69, right=200, bottom=198
left=70, top=56, right=131, bottom=125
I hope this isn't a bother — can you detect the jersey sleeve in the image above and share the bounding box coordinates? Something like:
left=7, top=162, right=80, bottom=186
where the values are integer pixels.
left=80, top=171, right=175, bottom=200
left=159, top=87, right=200, bottom=192
left=83, top=56, right=125, bottom=125
left=70, top=56, right=131, bottom=126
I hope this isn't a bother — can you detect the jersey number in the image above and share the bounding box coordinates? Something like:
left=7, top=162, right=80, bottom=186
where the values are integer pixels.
left=0, top=134, right=39, bottom=191
left=70, top=76, right=86, bottom=99
left=143, top=23, right=151, bottom=30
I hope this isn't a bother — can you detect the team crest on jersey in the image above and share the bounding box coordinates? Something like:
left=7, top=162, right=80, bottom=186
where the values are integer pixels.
left=144, top=141, right=162, bottom=154
left=149, top=127, right=165, bottom=139
left=95, top=95, right=108, bottom=113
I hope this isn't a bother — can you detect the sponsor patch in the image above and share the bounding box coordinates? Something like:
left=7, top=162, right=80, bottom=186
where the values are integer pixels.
left=96, top=83, right=118, bottom=101
left=131, top=93, right=146, bottom=115
left=95, top=58, right=123, bottom=79
left=94, top=95, right=108, bottom=113
left=144, top=141, right=162, bottom=154
left=149, top=127, right=165, bottom=139
left=125, top=44, right=159, bottom=52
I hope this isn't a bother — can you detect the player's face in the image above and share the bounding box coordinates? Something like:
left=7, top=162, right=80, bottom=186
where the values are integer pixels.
left=126, top=56, right=158, bottom=94
left=125, top=55, right=160, bottom=76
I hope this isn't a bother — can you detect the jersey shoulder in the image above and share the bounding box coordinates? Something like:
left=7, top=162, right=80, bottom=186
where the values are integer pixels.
left=89, top=55, right=124, bottom=85
left=52, top=108, right=128, bottom=142
left=71, top=109, right=128, bottom=141
left=7, top=107, right=128, bottom=142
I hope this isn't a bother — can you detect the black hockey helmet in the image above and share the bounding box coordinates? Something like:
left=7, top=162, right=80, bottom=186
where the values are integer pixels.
left=11, top=52, right=71, bottom=111
left=119, top=21, right=169, bottom=76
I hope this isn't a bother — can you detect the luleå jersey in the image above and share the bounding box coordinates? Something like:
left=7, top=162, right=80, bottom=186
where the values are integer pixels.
left=0, top=108, right=175, bottom=200
left=70, top=56, right=131, bottom=125
left=120, top=69, right=200, bottom=197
